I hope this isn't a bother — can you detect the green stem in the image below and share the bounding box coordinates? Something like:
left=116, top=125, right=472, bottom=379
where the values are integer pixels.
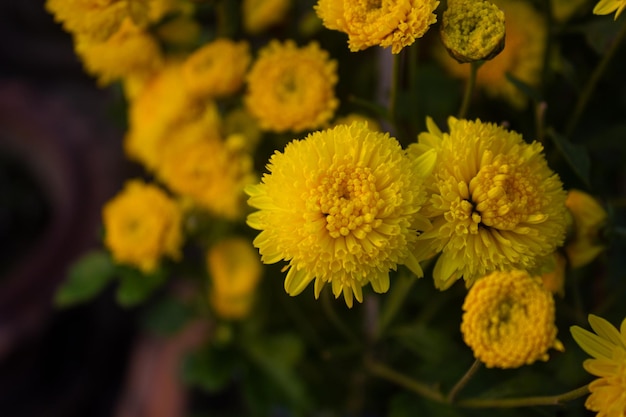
left=565, top=18, right=626, bottom=138
left=458, top=61, right=480, bottom=119
left=365, top=359, right=446, bottom=403
left=457, top=385, right=590, bottom=408
left=447, top=359, right=482, bottom=403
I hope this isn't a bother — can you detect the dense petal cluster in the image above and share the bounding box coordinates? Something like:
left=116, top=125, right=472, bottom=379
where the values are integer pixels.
left=571, top=315, right=626, bottom=417
left=246, top=122, right=432, bottom=307
left=245, top=40, right=339, bottom=133
left=594, top=0, right=626, bottom=19
left=103, top=180, right=183, bottom=273
left=242, top=0, right=291, bottom=34
left=435, top=0, right=546, bottom=108
left=315, top=0, right=439, bottom=54
left=461, top=269, right=563, bottom=368
left=408, top=117, right=568, bottom=289
left=182, top=39, right=251, bottom=99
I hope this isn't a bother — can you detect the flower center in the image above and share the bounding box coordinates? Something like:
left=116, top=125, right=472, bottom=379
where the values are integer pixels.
left=468, top=152, right=544, bottom=230
left=312, top=164, right=384, bottom=239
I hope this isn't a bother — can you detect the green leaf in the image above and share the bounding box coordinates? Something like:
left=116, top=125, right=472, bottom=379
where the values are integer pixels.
left=54, top=250, right=115, bottom=307
left=547, top=128, right=591, bottom=186
left=181, top=346, right=238, bottom=392
left=115, top=265, right=167, bottom=307
left=140, top=296, right=194, bottom=336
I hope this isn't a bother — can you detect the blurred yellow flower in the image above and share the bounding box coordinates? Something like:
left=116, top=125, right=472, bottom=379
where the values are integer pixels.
left=571, top=314, right=626, bottom=417
left=245, top=40, right=339, bottom=133
left=594, top=0, right=626, bottom=19
left=46, top=0, right=149, bottom=41
left=539, top=252, right=567, bottom=297
left=315, top=0, right=439, bottom=54
left=332, top=113, right=381, bottom=132
left=461, top=269, right=563, bottom=368
left=565, top=189, right=608, bottom=268
left=222, top=107, right=263, bottom=152
left=242, top=0, right=291, bottom=34
left=435, top=0, right=546, bottom=109
left=103, top=180, right=183, bottom=273
left=157, top=117, right=256, bottom=220
left=552, top=0, right=588, bottom=22
left=440, top=0, right=505, bottom=63
left=182, top=39, right=251, bottom=99
left=408, top=117, right=568, bottom=289
left=74, top=18, right=163, bottom=86
left=207, top=237, right=263, bottom=320
left=246, top=122, right=433, bottom=307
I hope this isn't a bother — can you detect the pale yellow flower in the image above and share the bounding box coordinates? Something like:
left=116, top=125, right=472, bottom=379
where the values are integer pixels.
left=408, top=117, right=568, bottom=289
left=245, top=40, right=339, bottom=133
left=207, top=237, right=263, bottom=320
left=242, top=0, right=291, bottom=34
left=461, top=269, right=563, bottom=368
left=103, top=180, right=183, bottom=273
left=182, top=39, right=251, bottom=99
left=435, top=0, right=546, bottom=109
left=246, top=122, right=433, bottom=307
left=571, top=314, right=626, bottom=417
left=565, top=189, right=608, bottom=268
left=594, top=0, right=626, bottom=19
left=315, top=0, right=439, bottom=54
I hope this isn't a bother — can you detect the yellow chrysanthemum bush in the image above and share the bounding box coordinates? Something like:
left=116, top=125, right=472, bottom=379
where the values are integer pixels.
left=48, top=0, right=626, bottom=415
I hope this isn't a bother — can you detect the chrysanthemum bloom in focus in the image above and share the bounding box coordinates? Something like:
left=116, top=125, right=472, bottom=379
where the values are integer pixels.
left=434, top=0, right=546, bottom=108
left=246, top=122, right=433, bottom=307
left=74, top=18, right=163, bottom=86
left=461, top=269, right=563, bottom=368
left=182, top=39, right=251, bottom=99
left=440, top=0, right=505, bottom=63
left=45, top=0, right=150, bottom=41
left=571, top=314, right=626, bottom=417
left=207, top=237, right=263, bottom=320
left=245, top=40, right=338, bottom=133
left=103, top=180, right=183, bottom=273
left=242, top=0, right=291, bottom=34
left=594, top=0, right=626, bottom=19
left=565, top=189, right=608, bottom=268
left=408, top=117, right=568, bottom=289
left=315, top=0, right=439, bottom=54
left=157, top=115, right=257, bottom=220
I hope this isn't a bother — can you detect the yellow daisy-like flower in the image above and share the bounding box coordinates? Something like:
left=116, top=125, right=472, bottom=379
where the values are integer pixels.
left=207, top=237, right=263, bottom=320
left=157, top=118, right=256, bottom=220
left=46, top=0, right=149, bottom=41
left=594, top=0, right=626, bottom=19
left=182, top=39, right=251, bottom=99
left=103, top=180, right=183, bottom=273
left=245, top=40, right=339, bottom=133
left=315, top=0, right=439, bottom=54
left=242, top=0, right=291, bottom=34
left=440, top=0, right=506, bottom=63
left=565, top=189, right=608, bottom=268
left=434, top=0, right=546, bottom=109
left=571, top=314, right=626, bottom=417
left=246, top=122, right=433, bottom=308
left=408, top=117, right=568, bottom=289
left=74, top=18, right=163, bottom=86
left=461, top=269, right=563, bottom=368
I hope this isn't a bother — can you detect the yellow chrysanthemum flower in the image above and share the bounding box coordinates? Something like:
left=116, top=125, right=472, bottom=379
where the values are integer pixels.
left=594, top=0, right=626, bottom=19
left=565, top=189, right=608, bottom=268
left=315, top=0, right=439, bottom=54
left=157, top=117, right=256, bottom=220
left=74, top=18, right=163, bottom=86
left=103, top=180, right=183, bottom=273
left=46, top=0, right=149, bottom=41
left=440, top=0, right=506, bottom=63
left=408, top=117, right=568, bottom=289
left=182, top=39, right=251, bottom=99
left=571, top=314, right=626, bottom=417
left=246, top=122, right=433, bottom=308
left=245, top=40, right=339, bottom=133
left=332, top=113, right=382, bottom=132
left=461, top=269, right=563, bottom=368
left=242, top=0, right=291, bottom=34
left=207, top=237, right=263, bottom=320
left=434, top=0, right=546, bottom=109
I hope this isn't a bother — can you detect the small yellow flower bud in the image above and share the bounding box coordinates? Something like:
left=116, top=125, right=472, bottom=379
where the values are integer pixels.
left=440, top=0, right=506, bottom=63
